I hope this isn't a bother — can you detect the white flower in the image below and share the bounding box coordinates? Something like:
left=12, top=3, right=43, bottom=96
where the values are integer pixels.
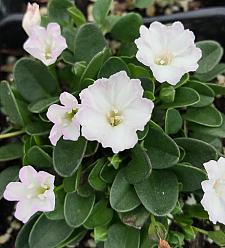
left=135, top=21, right=202, bottom=85
left=23, top=23, right=67, bottom=66
left=22, top=3, right=41, bottom=36
left=47, top=92, right=80, bottom=146
left=201, top=157, right=225, bottom=224
left=77, top=71, right=154, bottom=153
left=3, top=166, right=55, bottom=223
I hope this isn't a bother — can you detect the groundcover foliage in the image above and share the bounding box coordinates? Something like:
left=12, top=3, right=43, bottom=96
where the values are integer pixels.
left=1, top=0, right=225, bottom=247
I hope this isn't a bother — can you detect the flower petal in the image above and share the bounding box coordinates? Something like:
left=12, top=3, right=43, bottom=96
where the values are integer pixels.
left=19, top=166, right=37, bottom=185
left=59, top=92, right=78, bottom=109
left=4, top=182, right=27, bottom=201
left=47, top=104, right=66, bottom=124
left=49, top=124, right=62, bottom=146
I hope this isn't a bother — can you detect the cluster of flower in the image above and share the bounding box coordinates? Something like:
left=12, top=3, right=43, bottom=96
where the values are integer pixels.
left=3, top=2, right=225, bottom=228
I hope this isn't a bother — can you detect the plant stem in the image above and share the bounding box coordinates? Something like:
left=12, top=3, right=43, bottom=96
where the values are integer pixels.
left=0, top=130, right=25, bottom=140
left=192, top=226, right=208, bottom=235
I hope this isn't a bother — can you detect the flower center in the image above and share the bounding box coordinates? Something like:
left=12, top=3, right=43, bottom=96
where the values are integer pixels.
left=61, top=108, right=78, bottom=127
left=155, top=52, right=173, bottom=66
left=107, top=109, right=123, bottom=127
left=36, top=184, right=50, bottom=196
left=27, top=183, right=50, bottom=200
left=213, top=179, right=225, bottom=196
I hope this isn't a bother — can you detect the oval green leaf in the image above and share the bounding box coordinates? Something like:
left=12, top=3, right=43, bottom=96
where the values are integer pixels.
left=135, top=170, right=179, bottom=216
left=29, top=215, right=73, bottom=248
left=125, top=144, right=152, bottom=184
left=110, top=169, right=140, bottom=212
left=53, top=138, right=87, bottom=177
left=144, top=127, right=180, bottom=169
left=64, top=192, right=95, bottom=227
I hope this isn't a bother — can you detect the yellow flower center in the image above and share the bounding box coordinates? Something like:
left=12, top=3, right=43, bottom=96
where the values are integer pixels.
left=155, top=52, right=173, bottom=66
left=107, top=108, right=123, bottom=127
left=36, top=184, right=50, bottom=196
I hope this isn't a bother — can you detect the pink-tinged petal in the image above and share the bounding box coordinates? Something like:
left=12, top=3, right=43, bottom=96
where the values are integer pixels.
left=201, top=180, right=214, bottom=193
left=47, top=23, right=61, bottom=36
left=108, top=71, right=144, bottom=109
left=62, top=122, right=80, bottom=141
left=151, top=64, right=185, bottom=85
left=47, top=104, right=66, bottom=124
left=77, top=108, right=110, bottom=141
left=59, top=92, right=78, bottom=109
left=32, top=192, right=55, bottom=213
left=203, top=160, right=220, bottom=180
left=123, top=98, right=154, bottom=131
left=101, top=125, right=138, bottom=153
left=172, top=47, right=202, bottom=71
left=49, top=124, right=62, bottom=146
left=19, top=166, right=37, bottom=185
left=3, top=182, right=27, bottom=201
left=22, top=3, right=41, bottom=35
left=14, top=200, right=36, bottom=223
left=79, top=79, right=111, bottom=113
left=37, top=171, right=55, bottom=189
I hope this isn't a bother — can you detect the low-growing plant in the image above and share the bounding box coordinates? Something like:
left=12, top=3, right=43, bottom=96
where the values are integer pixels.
left=1, top=0, right=225, bottom=247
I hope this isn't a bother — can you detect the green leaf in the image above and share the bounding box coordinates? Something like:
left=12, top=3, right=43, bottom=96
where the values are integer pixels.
left=88, top=159, right=107, bottom=191
left=74, top=23, right=107, bottom=63
left=195, top=63, right=225, bottom=82
left=190, top=114, right=225, bottom=138
left=98, top=57, right=130, bottom=78
left=135, top=170, right=179, bottom=216
left=25, top=121, right=51, bottom=136
left=128, top=63, right=152, bottom=79
left=207, top=83, right=225, bottom=95
left=196, top=40, right=223, bottom=74
left=0, top=143, right=23, bottom=162
left=28, top=97, right=58, bottom=113
left=185, top=80, right=215, bottom=107
left=26, top=146, right=52, bottom=168
left=174, top=73, right=189, bottom=89
left=100, top=163, right=117, bottom=183
left=125, top=144, right=152, bottom=184
left=29, top=215, right=73, bottom=248
left=119, top=206, right=149, bottom=229
left=0, top=165, right=19, bottom=199
left=93, top=226, right=108, bottom=243
left=15, top=216, right=39, bottom=248
left=63, top=173, right=76, bottom=193
left=48, top=0, right=73, bottom=25
left=68, top=6, right=86, bottom=26
left=57, top=229, right=87, bottom=248
left=184, top=106, right=223, bottom=127
left=84, top=200, right=113, bottom=228
left=172, top=163, right=207, bottom=192
left=0, top=81, right=28, bottom=126
left=208, top=231, right=225, bottom=246
left=163, top=87, right=200, bottom=108
left=53, top=138, right=87, bottom=177
left=111, top=13, right=143, bottom=42
left=93, top=0, right=113, bottom=25
left=175, top=138, right=218, bottom=168
left=64, top=192, right=95, bottom=227
left=105, top=224, right=140, bottom=248
left=14, top=58, right=58, bottom=102
left=110, top=169, right=140, bottom=212
left=144, top=127, right=180, bottom=169
left=135, top=0, right=154, bottom=8
left=80, top=48, right=110, bottom=85
left=165, top=108, right=182, bottom=135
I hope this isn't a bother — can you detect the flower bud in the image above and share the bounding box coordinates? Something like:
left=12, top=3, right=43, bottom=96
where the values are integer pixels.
left=22, top=3, right=41, bottom=35
left=159, top=86, right=175, bottom=103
